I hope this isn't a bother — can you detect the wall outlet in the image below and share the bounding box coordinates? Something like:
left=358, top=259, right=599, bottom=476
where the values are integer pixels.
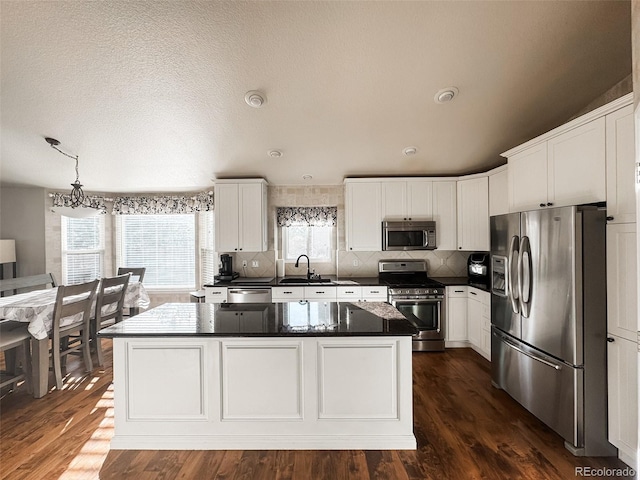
left=440, top=258, right=445, bottom=266
left=242, top=260, right=247, bottom=267
left=251, top=260, right=259, bottom=268
left=352, top=259, right=359, bottom=266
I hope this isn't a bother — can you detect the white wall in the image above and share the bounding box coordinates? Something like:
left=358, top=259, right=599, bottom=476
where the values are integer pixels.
left=0, top=187, right=47, bottom=277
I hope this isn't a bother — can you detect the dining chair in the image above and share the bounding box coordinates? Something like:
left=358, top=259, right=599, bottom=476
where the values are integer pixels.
left=93, top=274, right=129, bottom=367
left=0, top=322, right=32, bottom=393
left=50, top=279, right=99, bottom=390
left=117, top=267, right=146, bottom=283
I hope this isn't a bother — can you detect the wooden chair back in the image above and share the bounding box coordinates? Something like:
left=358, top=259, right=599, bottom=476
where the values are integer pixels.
left=52, top=280, right=98, bottom=334
left=117, top=267, right=146, bottom=283
left=50, top=279, right=99, bottom=390
left=96, top=274, right=130, bottom=326
left=0, top=273, right=57, bottom=296
left=93, top=274, right=129, bottom=367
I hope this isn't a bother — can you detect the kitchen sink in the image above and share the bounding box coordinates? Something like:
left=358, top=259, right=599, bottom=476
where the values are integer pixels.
left=279, top=277, right=333, bottom=285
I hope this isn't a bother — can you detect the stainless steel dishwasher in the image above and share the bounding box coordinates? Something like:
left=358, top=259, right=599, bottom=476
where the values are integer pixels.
left=227, top=288, right=272, bottom=303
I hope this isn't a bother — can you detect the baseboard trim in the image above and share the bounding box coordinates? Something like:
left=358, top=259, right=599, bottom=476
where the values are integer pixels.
left=110, top=434, right=418, bottom=450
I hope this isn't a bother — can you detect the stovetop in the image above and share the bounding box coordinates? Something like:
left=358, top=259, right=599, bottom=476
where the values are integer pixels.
left=377, top=259, right=444, bottom=290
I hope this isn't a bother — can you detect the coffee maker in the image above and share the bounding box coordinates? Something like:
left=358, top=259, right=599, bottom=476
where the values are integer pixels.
left=215, top=254, right=239, bottom=282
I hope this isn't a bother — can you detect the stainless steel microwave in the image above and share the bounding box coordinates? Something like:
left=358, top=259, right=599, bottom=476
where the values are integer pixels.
left=382, top=221, right=437, bottom=251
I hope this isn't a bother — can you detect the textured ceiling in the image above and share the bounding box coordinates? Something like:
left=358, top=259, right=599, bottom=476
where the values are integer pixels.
left=0, top=1, right=632, bottom=192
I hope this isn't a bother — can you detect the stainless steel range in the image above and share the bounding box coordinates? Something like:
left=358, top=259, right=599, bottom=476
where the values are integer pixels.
left=378, top=260, right=445, bottom=351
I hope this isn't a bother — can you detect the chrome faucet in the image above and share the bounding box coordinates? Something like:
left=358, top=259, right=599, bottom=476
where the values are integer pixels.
left=295, top=254, right=313, bottom=279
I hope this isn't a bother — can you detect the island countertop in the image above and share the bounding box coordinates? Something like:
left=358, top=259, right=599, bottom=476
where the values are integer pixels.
left=99, top=302, right=417, bottom=338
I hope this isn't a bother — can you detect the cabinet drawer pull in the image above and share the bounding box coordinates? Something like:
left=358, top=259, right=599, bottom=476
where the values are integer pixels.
left=539, top=203, right=546, bottom=208
left=607, top=337, right=615, bottom=343
left=454, top=290, right=464, bottom=293
left=606, top=216, right=614, bottom=221
left=470, top=291, right=477, bottom=296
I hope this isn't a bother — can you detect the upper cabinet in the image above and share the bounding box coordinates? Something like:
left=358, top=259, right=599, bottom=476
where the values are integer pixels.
left=432, top=181, right=457, bottom=250
left=488, top=166, right=508, bottom=217
left=606, top=104, right=636, bottom=224
left=381, top=180, right=433, bottom=220
left=215, top=179, right=268, bottom=253
left=457, top=176, right=489, bottom=251
left=345, top=181, right=382, bottom=251
left=547, top=117, right=605, bottom=207
left=503, top=94, right=632, bottom=213
left=507, top=143, right=548, bottom=212
left=346, top=178, right=457, bottom=251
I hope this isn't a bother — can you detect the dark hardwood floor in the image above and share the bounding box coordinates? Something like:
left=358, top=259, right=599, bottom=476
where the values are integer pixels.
left=0, top=341, right=634, bottom=479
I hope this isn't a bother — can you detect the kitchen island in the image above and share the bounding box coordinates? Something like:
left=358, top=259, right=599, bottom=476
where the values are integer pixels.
left=99, top=302, right=417, bottom=450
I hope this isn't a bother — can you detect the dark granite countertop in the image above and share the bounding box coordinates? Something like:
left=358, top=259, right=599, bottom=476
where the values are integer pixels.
left=205, top=276, right=384, bottom=287
left=431, top=277, right=490, bottom=292
left=205, top=276, right=491, bottom=292
left=99, top=302, right=418, bottom=338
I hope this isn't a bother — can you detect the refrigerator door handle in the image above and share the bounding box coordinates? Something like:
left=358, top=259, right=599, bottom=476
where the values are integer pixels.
left=500, top=334, right=562, bottom=371
left=508, top=235, right=520, bottom=314
left=518, top=235, right=532, bottom=318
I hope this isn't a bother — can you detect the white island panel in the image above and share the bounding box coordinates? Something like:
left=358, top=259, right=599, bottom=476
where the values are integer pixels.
left=318, top=341, right=397, bottom=419
left=222, top=341, right=303, bottom=420
left=126, top=342, right=208, bottom=420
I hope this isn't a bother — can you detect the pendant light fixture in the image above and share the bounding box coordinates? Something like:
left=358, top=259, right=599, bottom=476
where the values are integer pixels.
left=46, top=137, right=101, bottom=217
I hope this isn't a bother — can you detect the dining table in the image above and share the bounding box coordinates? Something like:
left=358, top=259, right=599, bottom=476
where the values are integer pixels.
left=0, top=281, right=150, bottom=398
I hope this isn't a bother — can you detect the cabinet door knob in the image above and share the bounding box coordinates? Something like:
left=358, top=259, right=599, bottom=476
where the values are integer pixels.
left=539, top=203, right=546, bottom=208
left=546, top=202, right=553, bottom=207
left=606, top=216, right=614, bottom=221
left=607, top=337, right=615, bottom=343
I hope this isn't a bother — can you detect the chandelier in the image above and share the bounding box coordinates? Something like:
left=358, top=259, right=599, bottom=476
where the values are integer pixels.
left=45, top=137, right=86, bottom=207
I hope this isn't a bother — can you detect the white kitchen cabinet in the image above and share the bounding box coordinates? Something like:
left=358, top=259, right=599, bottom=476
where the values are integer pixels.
left=466, top=290, right=482, bottom=350
left=381, top=180, right=432, bottom=220
left=456, top=176, right=489, bottom=251
left=446, top=286, right=467, bottom=343
left=271, top=286, right=305, bottom=302
left=607, top=334, right=638, bottom=467
left=488, top=167, right=509, bottom=216
left=506, top=106, right=618, bottom=213
left=606, top=104, right=636, bottom=224
left=547, top=116, right=605, bottom=208
left=467, top=287, right=490, bottom=360
left=303, top=286, right=337, bottom=301
left=606, top=223, right=638, bottom=342
left=204, top=286, right=228, bottom=303
left=361, top=286, right=388, bottom=301
left=432, top=181, right=457, bottom=250
left=345, top=181, right=382, bottom=251
left=214, top=179, right=268, bottom=253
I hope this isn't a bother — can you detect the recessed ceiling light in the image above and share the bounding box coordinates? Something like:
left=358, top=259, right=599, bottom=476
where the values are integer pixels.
left=403, top=146, right=418, bottom=156
left=245, top=90, right=266, bottom=108
left=268, top=150, right=283, bottom=158
left=434, top=87, right=459, bottom=104
left=302, top=174, right=313, bottom=181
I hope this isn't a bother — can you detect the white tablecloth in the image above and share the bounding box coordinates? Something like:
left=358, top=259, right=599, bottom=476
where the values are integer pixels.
left=0, top=282, right=150, bottom=340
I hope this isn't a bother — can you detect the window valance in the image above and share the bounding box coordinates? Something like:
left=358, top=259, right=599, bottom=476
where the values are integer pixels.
left=112, top=192, right=214, bottom=215
left=52, top=192, right=107, bottom=214
left=276, top=206, right=337, bottom=227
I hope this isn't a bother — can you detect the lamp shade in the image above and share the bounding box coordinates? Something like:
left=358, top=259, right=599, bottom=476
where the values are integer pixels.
left=51, top=206, right=102, bottom=218
left=0, top=240, right=16, bottom=263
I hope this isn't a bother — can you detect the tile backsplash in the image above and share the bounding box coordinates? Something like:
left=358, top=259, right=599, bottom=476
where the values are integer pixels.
left=233, top=249, right=470, bottom=278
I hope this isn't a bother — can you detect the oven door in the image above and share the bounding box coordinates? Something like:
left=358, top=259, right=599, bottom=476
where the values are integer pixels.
left=391, top=298, right=444, bottom=340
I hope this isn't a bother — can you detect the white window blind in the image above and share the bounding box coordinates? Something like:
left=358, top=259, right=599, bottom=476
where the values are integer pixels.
left=62, top=215, right=105, bottom=284
left=283, top=226, right=333, bottom=262
left=117, top=214, right=196, bottom=289
left=199, top=211, right=215, bottom=286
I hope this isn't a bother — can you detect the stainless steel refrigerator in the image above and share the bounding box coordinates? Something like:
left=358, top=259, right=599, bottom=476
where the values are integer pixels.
left=490, top=206, right=616, bottom=456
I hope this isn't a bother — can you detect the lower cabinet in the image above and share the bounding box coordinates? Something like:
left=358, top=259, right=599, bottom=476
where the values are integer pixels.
left=446, top=287, right=467, bottom=343
left=205, top=287, right=228, bottom=303
left=607, top=334, right=638, bottom=467
left=272, top=285, right=388, bottom=303
left=446, top=286, right=491, bottom=360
